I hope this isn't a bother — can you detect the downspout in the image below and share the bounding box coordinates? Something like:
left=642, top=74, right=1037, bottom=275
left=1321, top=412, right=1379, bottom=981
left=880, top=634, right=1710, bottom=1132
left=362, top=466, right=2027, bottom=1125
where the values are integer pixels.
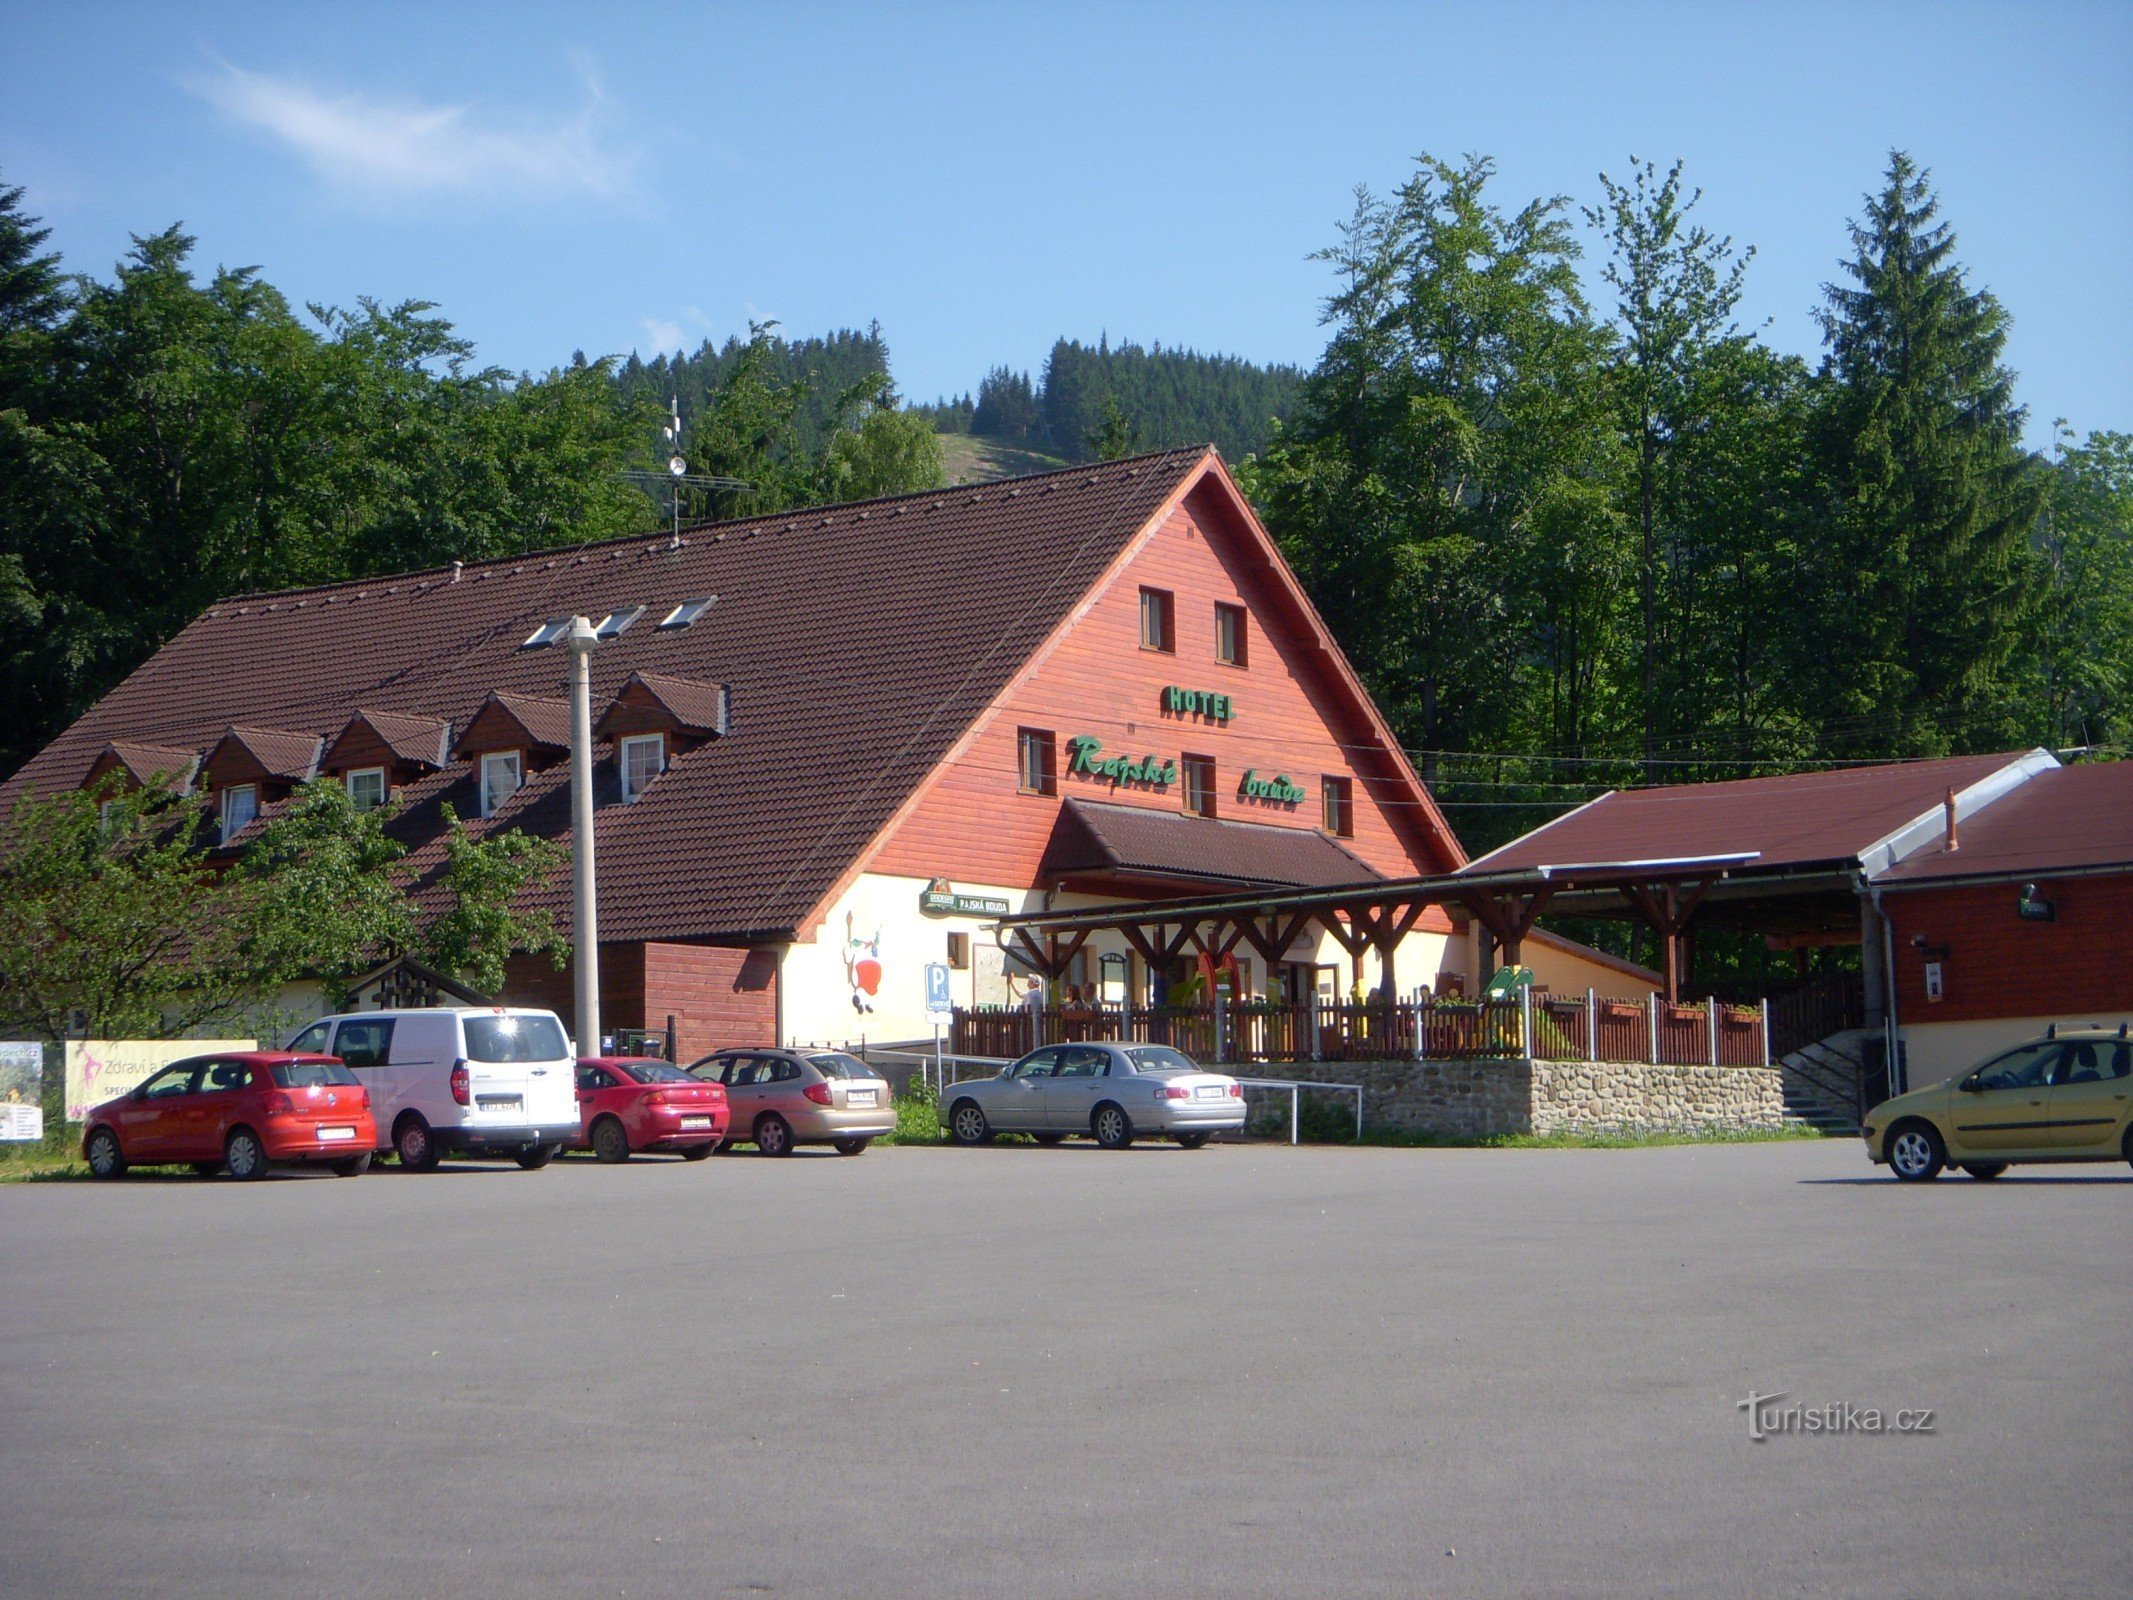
left=1861, top=873, right=1902, bottom=1096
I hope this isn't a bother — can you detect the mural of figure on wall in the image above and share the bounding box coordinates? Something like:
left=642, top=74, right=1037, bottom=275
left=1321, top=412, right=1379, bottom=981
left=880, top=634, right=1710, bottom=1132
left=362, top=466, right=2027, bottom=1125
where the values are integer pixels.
left=844, top=911, right=883, bottom=1014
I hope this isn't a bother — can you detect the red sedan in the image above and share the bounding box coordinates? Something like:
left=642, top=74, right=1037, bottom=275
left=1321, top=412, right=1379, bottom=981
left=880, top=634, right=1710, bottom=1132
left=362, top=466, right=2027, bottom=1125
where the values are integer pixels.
left=574, top=1057, right=729, bottom=1162
left=82, top=1053, right=378, bottom=1180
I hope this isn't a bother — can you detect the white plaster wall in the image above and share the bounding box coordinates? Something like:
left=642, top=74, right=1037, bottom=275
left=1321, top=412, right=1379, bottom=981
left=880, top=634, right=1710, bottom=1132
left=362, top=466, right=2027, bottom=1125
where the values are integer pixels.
left=1522, top=934, right=1660, bottom=1003
left=779, top=873, right=1468, bottom=1044
left=1899, top=1011, right=2133, bottom=1090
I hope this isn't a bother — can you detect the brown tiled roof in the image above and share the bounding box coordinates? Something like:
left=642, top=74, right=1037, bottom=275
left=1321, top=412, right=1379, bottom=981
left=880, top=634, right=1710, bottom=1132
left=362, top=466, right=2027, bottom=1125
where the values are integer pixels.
left=595, top=672, right=729, bottom=737
left=331, top=708, right=453, bottom=769
left=92, top=741, right=201, bottom=788
left=1045, top=798, right=1383, bottom=890
left=5, top=448, right=1220, bottom=941
left=1876, top=761, right=2133, bottom=884
left=453, top=691, right=575, bottom=757
left=208, top=726, right=323, bottom=783
left=1466, top=752, right=2038, bottom=876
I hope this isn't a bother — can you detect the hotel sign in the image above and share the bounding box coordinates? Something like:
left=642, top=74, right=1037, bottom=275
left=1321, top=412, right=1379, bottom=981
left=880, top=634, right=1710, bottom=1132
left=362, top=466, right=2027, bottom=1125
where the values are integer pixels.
left=1161, top=686, right=1232, bottom=723
left=1238, top=770, right=1306, bottom=805
left=1066, top=736, right=1176, bottom=790
left=920, top=878, right=1012, bottom=918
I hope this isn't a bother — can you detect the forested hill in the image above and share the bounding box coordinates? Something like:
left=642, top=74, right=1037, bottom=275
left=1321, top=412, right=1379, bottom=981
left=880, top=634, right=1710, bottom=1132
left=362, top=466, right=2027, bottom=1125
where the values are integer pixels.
left=616, top=326, right=893, bottom=454
left=921, top=338, right=1305, bottom=463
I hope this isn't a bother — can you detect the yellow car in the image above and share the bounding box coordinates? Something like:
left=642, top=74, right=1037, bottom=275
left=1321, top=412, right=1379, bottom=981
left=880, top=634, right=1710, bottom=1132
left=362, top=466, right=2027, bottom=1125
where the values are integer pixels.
left=1864, top=1025, right=2133, bottom=1181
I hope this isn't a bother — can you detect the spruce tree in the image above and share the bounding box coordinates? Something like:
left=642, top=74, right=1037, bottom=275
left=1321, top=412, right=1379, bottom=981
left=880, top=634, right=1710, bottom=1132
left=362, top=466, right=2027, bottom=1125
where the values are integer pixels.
left=1809, top=152, right=2044, bottom=756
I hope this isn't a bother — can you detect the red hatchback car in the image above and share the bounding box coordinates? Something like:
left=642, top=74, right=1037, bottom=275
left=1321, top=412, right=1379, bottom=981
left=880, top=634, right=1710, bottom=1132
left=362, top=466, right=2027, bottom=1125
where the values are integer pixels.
left=82, top=1052, right=379, bottom=1180
left=573, top=1057, right=729, bottom=1162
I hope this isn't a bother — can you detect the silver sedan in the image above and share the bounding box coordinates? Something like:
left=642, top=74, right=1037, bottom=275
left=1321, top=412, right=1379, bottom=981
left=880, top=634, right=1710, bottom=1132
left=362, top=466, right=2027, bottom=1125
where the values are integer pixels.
left=944, top=1042, right=1244, bottom=1150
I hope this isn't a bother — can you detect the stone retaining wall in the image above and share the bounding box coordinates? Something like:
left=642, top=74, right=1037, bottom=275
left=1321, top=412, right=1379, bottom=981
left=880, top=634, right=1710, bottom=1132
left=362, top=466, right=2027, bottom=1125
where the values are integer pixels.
left=1240, top=1057, right=1783, bottom=1139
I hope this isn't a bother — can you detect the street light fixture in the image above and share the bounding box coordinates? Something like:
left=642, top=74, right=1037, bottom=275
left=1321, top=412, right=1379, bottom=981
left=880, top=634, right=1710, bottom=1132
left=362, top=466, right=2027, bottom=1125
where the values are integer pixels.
left=565, top=615, right=602, bottom=1053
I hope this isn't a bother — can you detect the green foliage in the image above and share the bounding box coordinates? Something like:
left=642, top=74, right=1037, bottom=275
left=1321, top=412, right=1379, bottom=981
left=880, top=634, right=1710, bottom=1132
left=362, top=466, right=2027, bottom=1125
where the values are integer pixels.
left=1807, top=151, right=2046, bottom=757
left=415, top=804, right=569, bottom=996
left=231, top=780, right=412, bottom=1004
left=2027, top=429, right=2133, bottom=750
left=885, top=1072, right=942, bottom=1145
left=0, top=780, right=271, bottom=1038
left=1085, top=394, right=1142, bottom=460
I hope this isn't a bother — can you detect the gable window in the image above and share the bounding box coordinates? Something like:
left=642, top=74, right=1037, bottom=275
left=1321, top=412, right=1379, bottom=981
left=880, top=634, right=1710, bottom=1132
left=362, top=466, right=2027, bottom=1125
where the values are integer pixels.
left=1323, top=775, right=1353, bottom=838
left=219, top=784, right=258, bottom=845
left=98, top=799, right=117, bottom=835
left=1214, top=602, right=1248, bottom=667
left=1017, top=728, right=1057, bottom=796
left=620, top=734, right=666, bottom=803
left=1139, top=587, right=1175, bottom=653
left=480, top=752, right=522, bottom=819
left=1182, top=754, right=1216, bottom=819
left=345, top=768, right=388, bottom=812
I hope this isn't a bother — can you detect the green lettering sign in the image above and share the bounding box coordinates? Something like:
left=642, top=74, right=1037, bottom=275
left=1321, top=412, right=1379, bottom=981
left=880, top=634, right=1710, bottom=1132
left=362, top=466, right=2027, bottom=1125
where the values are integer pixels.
left=1238, top=769, right=1307, bottom=805
left=1067, top=736, right=1177, bottom=790
left=1161, top=686, right=1232, bottom=723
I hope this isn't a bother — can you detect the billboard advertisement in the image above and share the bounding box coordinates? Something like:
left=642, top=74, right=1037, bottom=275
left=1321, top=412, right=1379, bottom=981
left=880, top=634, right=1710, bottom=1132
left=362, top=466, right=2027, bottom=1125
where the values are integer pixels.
left=0, top=1042, right=42, bottom=1142
left=64, top=1040, right=257, bottom=1122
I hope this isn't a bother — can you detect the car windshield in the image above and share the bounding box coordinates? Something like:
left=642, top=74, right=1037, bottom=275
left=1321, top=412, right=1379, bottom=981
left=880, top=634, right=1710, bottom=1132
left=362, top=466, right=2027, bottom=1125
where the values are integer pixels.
left=1125, top=1046, right=1201, bottom=1075
left=270, top=1059, right=358, bottom=1089
left=808, top=1053, right=883, bottom=1080
left=463, top=1014, right=569, bottom=1063
left=617, top=1061, right=695, bottom=1084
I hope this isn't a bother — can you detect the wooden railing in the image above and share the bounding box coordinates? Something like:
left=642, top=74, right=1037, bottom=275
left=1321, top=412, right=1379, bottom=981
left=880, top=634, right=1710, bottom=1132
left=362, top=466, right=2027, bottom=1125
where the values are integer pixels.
left=951, top=993, right=1768, bottom=1068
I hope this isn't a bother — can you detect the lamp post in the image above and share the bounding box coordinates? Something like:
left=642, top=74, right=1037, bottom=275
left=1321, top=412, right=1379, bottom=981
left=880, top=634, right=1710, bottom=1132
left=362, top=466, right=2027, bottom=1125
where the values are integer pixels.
left=565, top=615, right=602, bottom=1054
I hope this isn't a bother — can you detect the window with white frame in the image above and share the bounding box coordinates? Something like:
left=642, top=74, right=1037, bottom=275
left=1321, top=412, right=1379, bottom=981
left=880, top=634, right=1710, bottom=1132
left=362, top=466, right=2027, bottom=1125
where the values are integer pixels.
left=479, top=752, right=522, bottom=818
left=620, top=734, right=666, bottom=802
left=220, top=784, right=258, bottom=844
left=345, top=768, right=387, bottom=812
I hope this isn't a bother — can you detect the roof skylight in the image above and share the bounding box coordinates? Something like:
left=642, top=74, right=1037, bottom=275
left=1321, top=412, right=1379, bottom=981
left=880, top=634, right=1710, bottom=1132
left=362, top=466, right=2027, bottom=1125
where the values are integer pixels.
left=659, top=595, right=716, bottom=629
left=521, top=616, right=573, bottom=649
left=595, top=605, right=646, bottom=639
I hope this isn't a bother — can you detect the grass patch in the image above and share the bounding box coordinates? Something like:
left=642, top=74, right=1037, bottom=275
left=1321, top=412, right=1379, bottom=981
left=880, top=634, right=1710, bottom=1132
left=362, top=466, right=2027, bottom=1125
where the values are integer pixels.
left=882, top=1080, right=941, bottom=1146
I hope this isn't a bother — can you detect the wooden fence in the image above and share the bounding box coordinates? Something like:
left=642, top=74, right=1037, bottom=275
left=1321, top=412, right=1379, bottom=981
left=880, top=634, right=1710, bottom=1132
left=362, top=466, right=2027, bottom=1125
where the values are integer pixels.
left=951, top=992, right=1767, bottom=1068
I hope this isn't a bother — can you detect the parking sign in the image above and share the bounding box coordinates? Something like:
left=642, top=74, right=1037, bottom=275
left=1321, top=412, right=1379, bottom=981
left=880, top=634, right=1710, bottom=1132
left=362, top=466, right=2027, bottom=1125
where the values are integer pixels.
left=924, top=962, right=952, bottom=1022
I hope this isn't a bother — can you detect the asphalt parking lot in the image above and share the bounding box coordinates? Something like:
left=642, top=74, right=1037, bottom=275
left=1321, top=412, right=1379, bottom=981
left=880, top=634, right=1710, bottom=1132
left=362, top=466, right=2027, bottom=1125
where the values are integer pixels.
left=3, top=1138, right=2128, bottom=1599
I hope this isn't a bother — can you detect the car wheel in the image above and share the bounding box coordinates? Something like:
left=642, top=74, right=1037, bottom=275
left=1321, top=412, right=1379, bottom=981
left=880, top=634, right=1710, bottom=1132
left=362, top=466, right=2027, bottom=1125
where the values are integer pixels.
left=1174, top=1131, right=1211, bottom=1150
left=947, top=1100, right=991, bottom=1146
left=832, top=1136, right=872, bottom=1156
left=330, top=1153, right=372, bottom=1177
left=1092, top=1103, right=1135, bottom=1150
left=1031, top=1133, right=1067, bottom=1147
left=1886, top=1120, right=1945, bottom=1182
left=85, top=1128, right=126, bottom=1180
left=755, top=1114, right=794, bottom=1157
left=394, top=1114, right=440, bottom=1172
left=1960, top=1162, right=2008, bottom=1180
left=680, top=1142, right=716, bottom=1162
left=514, top=1143, right=559, bottom=1171
left=224, top=1127, right=269, bottom=1181
left=591, top=1116, right=632, bottom=1165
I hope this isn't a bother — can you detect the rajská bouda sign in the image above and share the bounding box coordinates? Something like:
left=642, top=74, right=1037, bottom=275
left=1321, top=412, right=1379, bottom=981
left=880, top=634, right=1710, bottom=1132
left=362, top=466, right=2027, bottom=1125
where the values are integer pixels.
left=1066, top=737, right=1176, bottom=791
left=1238, top=769, right=1306, bottom=805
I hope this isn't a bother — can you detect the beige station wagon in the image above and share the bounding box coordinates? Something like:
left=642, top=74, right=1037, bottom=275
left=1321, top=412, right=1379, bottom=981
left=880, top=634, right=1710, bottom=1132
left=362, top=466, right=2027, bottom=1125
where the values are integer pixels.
left=687, top=1048, right=896, bottom=1156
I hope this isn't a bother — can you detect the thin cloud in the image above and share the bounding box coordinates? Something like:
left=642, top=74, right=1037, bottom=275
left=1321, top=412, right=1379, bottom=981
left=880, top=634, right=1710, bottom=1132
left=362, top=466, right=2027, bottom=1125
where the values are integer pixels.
left=192, top=58, right=639, bottom=202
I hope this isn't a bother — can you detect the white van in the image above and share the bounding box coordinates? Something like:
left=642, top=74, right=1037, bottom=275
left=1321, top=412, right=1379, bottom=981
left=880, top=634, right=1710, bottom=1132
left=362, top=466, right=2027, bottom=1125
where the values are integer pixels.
left=285, top=1007, right=580, bottom=1170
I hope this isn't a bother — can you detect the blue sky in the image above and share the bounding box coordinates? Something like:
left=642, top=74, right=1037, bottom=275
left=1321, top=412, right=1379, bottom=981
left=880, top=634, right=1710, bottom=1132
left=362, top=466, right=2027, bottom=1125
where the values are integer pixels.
left=4, top=1, right=2128, bottom=442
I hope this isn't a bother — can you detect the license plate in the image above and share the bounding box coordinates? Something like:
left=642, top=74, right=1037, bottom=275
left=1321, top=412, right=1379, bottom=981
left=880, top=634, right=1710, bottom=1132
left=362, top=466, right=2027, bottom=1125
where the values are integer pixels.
left=477, top=1095, right=522, bottom=1111
left=317, top=1126, right=357, bottom=1141
left=847, top=1089, right=878, bottom=1107
left=1195, top=1085, right=1226, bottom=1099
left=679, top=1116, right=712, bottom=1130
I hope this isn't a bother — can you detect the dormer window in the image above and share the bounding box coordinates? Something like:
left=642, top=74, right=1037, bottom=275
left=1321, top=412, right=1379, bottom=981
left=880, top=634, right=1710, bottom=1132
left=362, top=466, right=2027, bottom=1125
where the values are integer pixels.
left=480, top=752, right=522, bottom=819
left=620, top=734, right=666, bottom=802
left=220, top=784, right=258, bottom=844
left=345, top=768, right=388, bottom=812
